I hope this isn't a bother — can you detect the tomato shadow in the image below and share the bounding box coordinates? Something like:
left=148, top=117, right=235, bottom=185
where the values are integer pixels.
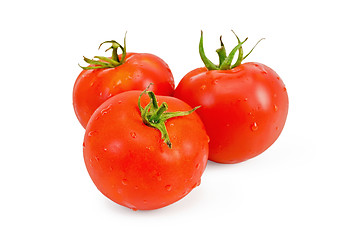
left=102, top=183, right=208, bottom=216
left=101, top=160, right=250, bottom=215
left=205, top=158, right=252, bottom=170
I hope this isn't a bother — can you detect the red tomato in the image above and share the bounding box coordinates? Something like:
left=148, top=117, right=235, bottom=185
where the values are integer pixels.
left=174, top=32, right=288, bottom=164
left=83, top=90, right=209, bottom=210
left=73, top=38, right=174, bottom=128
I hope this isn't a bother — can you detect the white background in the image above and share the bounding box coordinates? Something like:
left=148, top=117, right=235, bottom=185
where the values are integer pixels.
left=1, top=0, right=361, bottom=239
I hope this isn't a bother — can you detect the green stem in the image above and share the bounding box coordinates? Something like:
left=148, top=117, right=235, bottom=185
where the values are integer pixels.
left=149, top=102, right=168, bottom=123
left=219, top=39, right=244, bottom=70
left=216, top=36, right=227, bottom=66
left=147, top=91, right=159, bottom=109
left=138, top=87, right=200, bottom=149
left=79, top=32, right=127, bottom=70
left=199, top=30, right=264, bottom=70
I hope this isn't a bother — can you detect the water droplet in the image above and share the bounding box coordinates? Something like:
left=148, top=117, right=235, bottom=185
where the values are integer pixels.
left=101, top=104, right=112, bottom=115
left=88, top=130, right=97, bottom=137
left=99, top=92, right=103, bottom=96
left=200, top=85, right=206, bottom=90
left=165, top=185, right=172, bottom=191
left=226, top=123, right=230, bottom=127
left=157, top=174, right=162, bottom=181
left=90, top=81, right=94, bottom=87
left=254, top=63, right=267, bottom=74
left=276, top=126, right=279, bottom=131
left=169, top=123, right=174, bottom=127
left=94, top=156, right=100, bottom=162
left=244, top=98, right=248, bottom=101
left=109, top=166, right=113, bottom=171
left=196, top=163, right=201, bottom=169
left=283, top=87, right=287, bottom=92
left=213, top=79, right=219, bottom=85
left=130, top=132, right=136, bottom=138
left=103, top=148, right=108, bottom=152
left=274, top=105, right=278, bottom=112
left=146, top=146, right=154, bottom=152
left=207, top=136, right=210, bottom=143
left=251, top=122, right=259, bottom=131
left=121, top=179, right=128, bottom=185
left=273, top=93, right=277, bottom=98
left=118, top=100, right=122, bottom=104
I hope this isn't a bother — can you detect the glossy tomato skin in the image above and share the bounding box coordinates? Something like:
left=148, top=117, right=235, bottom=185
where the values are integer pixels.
left=73, top=53, right=175, bottom=128
left=174, top=62, right=288, bottom=164
left=83, top=91, right=209, bottom=210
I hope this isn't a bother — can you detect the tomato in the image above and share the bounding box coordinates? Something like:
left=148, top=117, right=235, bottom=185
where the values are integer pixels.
left=73, top=36, right=175, bottom=128
left=174, top=31, right=288, bottom=164
left=83, top=89, right=209, bottom=210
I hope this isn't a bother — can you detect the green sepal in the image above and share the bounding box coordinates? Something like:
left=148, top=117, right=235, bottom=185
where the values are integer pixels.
left=242, top=37, right=265, bottom=60
left=219, top=38, right=244, bottom=70
left=199, top=31, right=218, bottom=70
left=231, top=30, right=248, bottom=69
left=199, top=30, right=264, bottom=70
left=138, top=85, right=200, bottom=149
left=79, top=32, right=128, bottom=70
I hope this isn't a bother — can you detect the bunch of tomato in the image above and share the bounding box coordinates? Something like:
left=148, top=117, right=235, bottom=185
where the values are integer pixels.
left=73, top=32, right=289, bottom=211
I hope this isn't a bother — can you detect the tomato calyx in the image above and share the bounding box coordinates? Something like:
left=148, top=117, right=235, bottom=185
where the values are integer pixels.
left=138, top=85, right=200, bottom=149
left=199, top=30, right=264, bottom=70
left=79, top=32, right=128, bottom=70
